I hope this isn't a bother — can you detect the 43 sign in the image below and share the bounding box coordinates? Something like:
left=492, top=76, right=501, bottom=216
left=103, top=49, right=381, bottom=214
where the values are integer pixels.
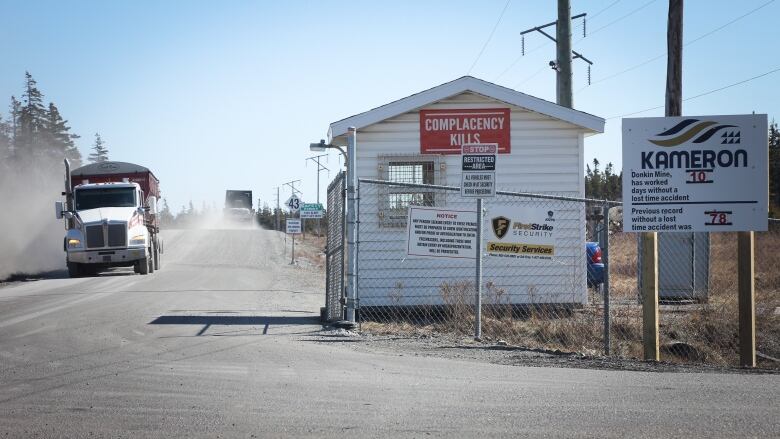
left=286, top=195, right=301, bottom=213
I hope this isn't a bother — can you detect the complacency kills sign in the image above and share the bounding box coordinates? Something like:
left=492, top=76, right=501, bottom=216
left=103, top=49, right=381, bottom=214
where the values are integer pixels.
left=420, top=108, right=510, bottom=154
left=406, top=206, right=477, bottom=259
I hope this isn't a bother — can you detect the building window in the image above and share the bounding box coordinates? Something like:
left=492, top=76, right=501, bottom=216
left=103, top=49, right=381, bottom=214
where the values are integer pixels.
left=378, top=155, right=443, bottom=227
left=387, top=161, right=435, bottom=210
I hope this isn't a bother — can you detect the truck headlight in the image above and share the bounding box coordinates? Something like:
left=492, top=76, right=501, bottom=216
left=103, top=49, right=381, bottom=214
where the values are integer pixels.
left=67, top=238, right=82, bottom=248
left=129, top=234, right=146, bottom=246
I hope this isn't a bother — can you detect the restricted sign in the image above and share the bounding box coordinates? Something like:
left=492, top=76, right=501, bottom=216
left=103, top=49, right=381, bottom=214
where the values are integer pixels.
left=300, top=203, right=324, bottom=219
left=406, top=206, right=477, bottom=259
left=420, top=108, right=511, bottom=154
left=286, top=195, right=300, bottom=213
left=461, top=143, right=497, bottom=198
left=622, top=114, right=768, bottom=232
left=484, top=206, right=557, bottom=260
left=286, top=218, right=302, bottom=234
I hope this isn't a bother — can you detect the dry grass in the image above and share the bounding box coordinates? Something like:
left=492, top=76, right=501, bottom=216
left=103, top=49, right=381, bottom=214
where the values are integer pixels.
left=357, top=230, right=780, bottom=368
left=293, top=234, right=326, bottom=270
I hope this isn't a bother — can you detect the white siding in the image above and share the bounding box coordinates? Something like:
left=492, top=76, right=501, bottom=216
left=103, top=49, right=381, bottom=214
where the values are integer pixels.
left=355, top=92, right=589, bottom=307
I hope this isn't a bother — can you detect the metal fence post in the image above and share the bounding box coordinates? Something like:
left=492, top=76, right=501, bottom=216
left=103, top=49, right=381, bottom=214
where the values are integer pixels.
left=475, top=197, right=483, bottom=340
left=602, top=200, right=611, bottom=356
left=345, top=127, right=358, bottom=323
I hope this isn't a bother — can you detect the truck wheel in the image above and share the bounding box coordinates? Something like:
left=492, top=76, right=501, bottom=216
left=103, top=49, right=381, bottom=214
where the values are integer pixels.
left=67, top=262, right=82, bottom=278
left=137, top=258, right=149, bottom=275
left=153, top=242, right=161, bottom=271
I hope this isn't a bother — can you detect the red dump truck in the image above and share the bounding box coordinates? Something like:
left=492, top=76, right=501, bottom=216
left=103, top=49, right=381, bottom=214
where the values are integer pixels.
left=55, top=160, right=162, bottom=277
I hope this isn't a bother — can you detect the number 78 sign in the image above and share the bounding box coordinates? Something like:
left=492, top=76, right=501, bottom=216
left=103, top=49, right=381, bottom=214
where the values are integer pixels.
left=622, top=114, right=768, bottom=232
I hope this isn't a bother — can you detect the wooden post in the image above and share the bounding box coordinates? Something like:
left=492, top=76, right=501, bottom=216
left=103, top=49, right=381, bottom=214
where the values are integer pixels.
left=738, top=231, right=756, bottom=367
left=642, top=232, right=659, bottom=360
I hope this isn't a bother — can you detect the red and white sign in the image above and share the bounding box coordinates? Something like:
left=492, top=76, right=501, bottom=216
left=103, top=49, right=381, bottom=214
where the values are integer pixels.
left=420, top=108, right=511, bottom=155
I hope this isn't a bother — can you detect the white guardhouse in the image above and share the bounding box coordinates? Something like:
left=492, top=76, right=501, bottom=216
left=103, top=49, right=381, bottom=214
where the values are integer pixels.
left=328, top=76, right=605, bottom=308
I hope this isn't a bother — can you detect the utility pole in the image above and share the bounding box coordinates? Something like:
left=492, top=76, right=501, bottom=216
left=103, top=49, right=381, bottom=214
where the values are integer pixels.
left=283, top=179, right=302, bottom=240
left=520, top=3, right=592, bottom=104
left=274, top=187, right=280, bottom=231
left=643, top=0, right=684, bottom=362
left=556, top=0, right=573, bottom=108
left=306, top=154, right=329, bottom=237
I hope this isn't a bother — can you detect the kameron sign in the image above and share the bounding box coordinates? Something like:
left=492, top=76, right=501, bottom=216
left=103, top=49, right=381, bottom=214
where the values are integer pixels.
left=420, top=108, right=510, bottom=154
left=622, top=114, right=768, bottom=232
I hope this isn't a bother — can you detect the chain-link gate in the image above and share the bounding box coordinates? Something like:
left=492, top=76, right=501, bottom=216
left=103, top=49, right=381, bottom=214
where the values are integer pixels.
left=353, top=179, right=780, bottom=369
left=324, top=171, right=346, bottom=322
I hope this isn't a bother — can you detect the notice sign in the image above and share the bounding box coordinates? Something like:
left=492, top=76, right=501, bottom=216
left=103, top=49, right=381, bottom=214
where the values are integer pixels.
left=406, top=206, right=477, bottom=259
left=420, top=108, right=510, bottom=154
left=286, top=219, right=302, bottom=235
left=484, top=206, right=557, bottom=260
left=623, top=115, right=768, bottom=232
left=461, top=143, right=497, bottom=198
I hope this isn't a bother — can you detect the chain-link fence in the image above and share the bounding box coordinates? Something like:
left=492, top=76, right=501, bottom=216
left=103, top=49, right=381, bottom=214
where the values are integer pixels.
left=351, top=179, right=779, bottom=369
left=324, top=171, right=346, bottom=322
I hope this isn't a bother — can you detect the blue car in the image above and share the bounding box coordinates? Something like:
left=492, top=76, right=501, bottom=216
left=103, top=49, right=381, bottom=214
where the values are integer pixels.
left=586, top=242, right=604, bottom=288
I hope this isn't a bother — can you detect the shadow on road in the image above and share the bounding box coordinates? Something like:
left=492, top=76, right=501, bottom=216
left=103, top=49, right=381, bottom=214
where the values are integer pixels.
left=149, top=315, right=320, bottom=326
left=1, top=269, right=69, bottom=283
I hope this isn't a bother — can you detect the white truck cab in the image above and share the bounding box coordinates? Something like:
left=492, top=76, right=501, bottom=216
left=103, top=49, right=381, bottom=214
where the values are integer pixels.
left=56, top=160, right=162, bottom=277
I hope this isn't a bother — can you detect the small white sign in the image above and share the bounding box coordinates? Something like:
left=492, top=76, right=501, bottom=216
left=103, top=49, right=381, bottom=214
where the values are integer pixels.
left=406, top=206, right=477, bottom=259
left=461, top=172, right=496, bottom=198
left=286, top=195, right=301, bottom=213
left=461, top=143, right=497, bottom=198
left=484, top=206, right=557, bottom=260
left=622, top=114, right=768, bottom=232
left=286, top=218, right=302, bottom=234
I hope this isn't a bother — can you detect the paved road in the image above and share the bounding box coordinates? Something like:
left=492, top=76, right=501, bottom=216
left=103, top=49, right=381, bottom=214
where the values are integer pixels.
left=0, top=228, right=777, bottom=438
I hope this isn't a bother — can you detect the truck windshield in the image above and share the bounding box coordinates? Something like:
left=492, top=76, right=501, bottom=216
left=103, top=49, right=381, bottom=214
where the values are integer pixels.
left=75, top=188, right=136, bottom=210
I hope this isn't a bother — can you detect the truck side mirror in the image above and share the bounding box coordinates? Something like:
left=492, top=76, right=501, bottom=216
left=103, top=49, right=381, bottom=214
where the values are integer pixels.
left=147, top=196, right=158, bottom=214
left=55, top=201, right=64, bottom=219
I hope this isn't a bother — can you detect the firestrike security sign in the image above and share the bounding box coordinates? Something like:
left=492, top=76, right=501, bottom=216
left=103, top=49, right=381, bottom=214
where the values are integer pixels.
left=420, top=108, right=510, bottom=154
left=484, top=206, right=557, bottom=260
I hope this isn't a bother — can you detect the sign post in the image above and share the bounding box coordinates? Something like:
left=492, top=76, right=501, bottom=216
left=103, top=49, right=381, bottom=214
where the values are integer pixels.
left=286, top=218, right=302, bottom=264
left=459, top=143, right=498, bottom=340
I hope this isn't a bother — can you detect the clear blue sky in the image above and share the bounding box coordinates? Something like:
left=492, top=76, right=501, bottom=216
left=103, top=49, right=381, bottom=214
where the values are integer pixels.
left=2, top=0, right=778, bottom=211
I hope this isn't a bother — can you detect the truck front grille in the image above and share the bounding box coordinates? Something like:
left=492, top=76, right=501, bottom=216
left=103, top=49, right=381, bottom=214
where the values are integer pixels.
left=85, top=225, right=104, bottom=248
left=107, top=224, right=126, bottom=247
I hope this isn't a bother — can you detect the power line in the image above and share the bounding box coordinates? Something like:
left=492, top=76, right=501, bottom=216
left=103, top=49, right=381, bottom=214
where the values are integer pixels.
left=589, top=0, right=623, bottom=20
left=467, top=0, right=512, bottom=75
left=606, top=65, right=780, bottom=120
left=581, top=0, right=658, bottom=39
left=578, top=0, right=776, bottom=92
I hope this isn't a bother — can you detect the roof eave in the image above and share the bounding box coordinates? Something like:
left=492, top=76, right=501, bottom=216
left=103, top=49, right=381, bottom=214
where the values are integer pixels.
left=327, top=76, right=605, bottom=142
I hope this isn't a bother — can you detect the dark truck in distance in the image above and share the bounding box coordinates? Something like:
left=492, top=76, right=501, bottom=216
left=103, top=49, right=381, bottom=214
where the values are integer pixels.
left=224, top=190, right=253, bottom=222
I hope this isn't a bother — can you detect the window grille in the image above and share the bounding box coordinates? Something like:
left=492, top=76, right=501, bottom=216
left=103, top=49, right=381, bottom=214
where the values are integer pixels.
left=377, top=154, right=445, bottom=227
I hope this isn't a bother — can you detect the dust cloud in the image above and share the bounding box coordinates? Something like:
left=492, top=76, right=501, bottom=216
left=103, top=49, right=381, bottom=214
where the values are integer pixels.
left=0, top=159, right=67, bottom=280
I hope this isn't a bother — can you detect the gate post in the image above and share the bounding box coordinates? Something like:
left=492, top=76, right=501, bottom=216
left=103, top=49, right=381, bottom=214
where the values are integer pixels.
left=345, top=127, right=358, bottom=322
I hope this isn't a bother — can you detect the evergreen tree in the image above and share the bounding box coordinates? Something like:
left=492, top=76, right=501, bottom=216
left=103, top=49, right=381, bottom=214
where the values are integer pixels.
left=159, top=198, right=175, bottom=226
left=88, top=133, right=109, bottom=163
left=585, top=158, right=622, bottom=200
left=8, top=96, right=21, bottom=156
left=0, top=114, right=10, bottom=159
left=769, top=120, right=780, bottom=213
left=44, top=102, right=81, bottom=166
left=17, top=72, right=47, bottom=157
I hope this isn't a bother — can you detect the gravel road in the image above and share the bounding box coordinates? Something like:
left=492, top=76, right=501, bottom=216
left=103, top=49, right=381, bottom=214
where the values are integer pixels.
left=0, top=227, right=777, bottom=438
